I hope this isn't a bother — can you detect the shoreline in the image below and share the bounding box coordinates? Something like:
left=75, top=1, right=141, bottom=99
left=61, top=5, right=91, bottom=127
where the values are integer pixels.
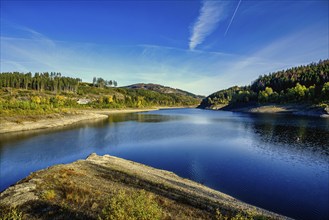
left=0, top=107, right=193, bottom=134
left=0, top=153, right=289, bottom=219
left=1, top=104, right=327, bottom=134
left=207, top=104, right=329, bottom=118
left=0, top=108, right=159, bottom=134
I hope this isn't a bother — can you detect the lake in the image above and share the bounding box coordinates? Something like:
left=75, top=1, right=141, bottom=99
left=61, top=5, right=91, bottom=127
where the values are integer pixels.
left=0, top=108, right=328, bottom=220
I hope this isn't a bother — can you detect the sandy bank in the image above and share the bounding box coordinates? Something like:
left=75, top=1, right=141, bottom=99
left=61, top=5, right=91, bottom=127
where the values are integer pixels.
left=0, top=108, right=158, bottom=134
left=0, top=153, right=290, bottom=219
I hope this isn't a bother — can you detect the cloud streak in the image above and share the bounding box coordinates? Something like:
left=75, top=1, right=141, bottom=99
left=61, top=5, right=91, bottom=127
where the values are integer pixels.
left=224, top=0, right=242, bottom=36
left=189, top=1, right=225, bottom=50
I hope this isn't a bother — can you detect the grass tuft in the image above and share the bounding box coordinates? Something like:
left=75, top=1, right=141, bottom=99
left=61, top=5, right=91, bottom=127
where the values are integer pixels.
left=99, top=189, right=162, bottom=220
left=42, top=189, right=56, bottom=201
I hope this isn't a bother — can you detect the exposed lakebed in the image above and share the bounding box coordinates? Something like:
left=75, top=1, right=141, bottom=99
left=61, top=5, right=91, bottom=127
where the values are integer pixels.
left=1, top=108, right=328, bottom=219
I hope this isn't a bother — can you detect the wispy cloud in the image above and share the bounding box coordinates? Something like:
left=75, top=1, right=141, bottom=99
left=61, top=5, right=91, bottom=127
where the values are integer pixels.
left=224, top=0, right=242, bottom=36
left=1, top=23, right=327, bottom=96
left=189, top=1, right=226, bottom=50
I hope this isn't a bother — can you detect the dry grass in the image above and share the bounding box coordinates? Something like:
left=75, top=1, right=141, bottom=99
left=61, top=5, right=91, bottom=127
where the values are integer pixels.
left=0, top=204, right=23, bottom=220
left=99, top=189, right=162, bottom=220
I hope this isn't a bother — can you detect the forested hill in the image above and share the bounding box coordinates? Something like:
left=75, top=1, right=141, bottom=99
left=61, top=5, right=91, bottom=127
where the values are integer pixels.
left=0, top=72, right=202, bottom=115
left=124, top=83, right=204, bottom=99
left=198, top=60, right=329, bottom=109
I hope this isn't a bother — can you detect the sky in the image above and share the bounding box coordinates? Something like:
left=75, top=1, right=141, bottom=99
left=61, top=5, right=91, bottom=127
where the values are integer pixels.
left=1, top=0, right=328, bottom=95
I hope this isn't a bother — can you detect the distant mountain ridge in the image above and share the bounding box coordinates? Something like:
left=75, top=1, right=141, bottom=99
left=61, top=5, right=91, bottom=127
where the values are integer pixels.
left=124, top=83, right=205, bottom=99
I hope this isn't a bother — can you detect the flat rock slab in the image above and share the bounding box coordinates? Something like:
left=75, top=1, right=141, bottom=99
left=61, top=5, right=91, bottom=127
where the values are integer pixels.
left=0, top=153, right=291, bottom=219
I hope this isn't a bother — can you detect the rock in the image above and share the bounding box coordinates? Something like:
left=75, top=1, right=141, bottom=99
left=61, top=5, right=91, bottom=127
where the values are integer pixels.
left=0, top=154, right=291, bottom=220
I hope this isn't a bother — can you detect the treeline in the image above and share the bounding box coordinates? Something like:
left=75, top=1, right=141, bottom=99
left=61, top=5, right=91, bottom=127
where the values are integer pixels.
left=199, top=60, right=329, bottom=108
left=251, top=60, right=328, bottom=93
left=0, top=74, right=200, bottom=115
left=92, top=77, right=118, bottom=88
left=0, top=72, right=82, bottom=93
left=0, top=86, right=200, bottom=115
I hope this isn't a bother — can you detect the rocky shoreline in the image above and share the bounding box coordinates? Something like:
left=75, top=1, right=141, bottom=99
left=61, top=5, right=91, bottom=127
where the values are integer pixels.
left=0, top=153, right=290, bottom=220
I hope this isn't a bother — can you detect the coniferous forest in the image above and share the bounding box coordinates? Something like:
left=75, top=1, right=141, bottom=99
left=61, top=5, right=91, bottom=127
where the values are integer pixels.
left=0, top=72, right=82, bottom=93
left=198, top=60, right=329, bottom=109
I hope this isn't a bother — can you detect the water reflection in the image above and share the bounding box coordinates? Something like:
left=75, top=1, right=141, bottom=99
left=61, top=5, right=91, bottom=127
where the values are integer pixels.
left=0, top=109, right=328, bottom=220
left=245, top=114, right=329, bottom=158
left=107, top=112, right=184, bottom=123
left=0, top=113, right=181, bottom=147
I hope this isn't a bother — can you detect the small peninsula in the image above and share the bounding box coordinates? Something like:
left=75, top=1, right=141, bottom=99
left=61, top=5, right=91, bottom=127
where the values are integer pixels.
left=0, top=153, right=289, bottom=220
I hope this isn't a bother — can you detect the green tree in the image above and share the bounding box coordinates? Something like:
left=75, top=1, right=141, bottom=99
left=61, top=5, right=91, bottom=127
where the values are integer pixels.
left=322, top=82, right=329, bottom=100
left=258, top=87, right=273, bottom=103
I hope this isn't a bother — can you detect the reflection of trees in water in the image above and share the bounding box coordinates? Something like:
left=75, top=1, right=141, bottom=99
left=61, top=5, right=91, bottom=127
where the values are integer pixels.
left=247, top=114, right=329, bottom=157
left=107, top=113, right=183, bottom=124
left=0, top=113, right=181, bottom=147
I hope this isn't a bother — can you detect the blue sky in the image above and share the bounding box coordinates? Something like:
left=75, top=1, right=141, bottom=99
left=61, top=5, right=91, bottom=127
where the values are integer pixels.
left=1, top=0, right=328, bottom=95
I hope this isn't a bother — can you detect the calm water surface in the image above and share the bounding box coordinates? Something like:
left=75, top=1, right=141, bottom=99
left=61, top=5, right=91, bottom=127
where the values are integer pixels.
left=1, top=109, right=328, bottom=220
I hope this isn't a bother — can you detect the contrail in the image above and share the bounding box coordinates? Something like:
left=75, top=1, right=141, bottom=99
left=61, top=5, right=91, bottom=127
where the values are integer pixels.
left=224, top=0, right=242, bottom=36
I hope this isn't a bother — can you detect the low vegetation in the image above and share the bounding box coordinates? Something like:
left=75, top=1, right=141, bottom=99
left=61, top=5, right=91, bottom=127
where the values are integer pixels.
left=0, top=74, right=201, bottom=126
left=199, top=60, right=329, bottom=109
left=0, top=73, right=201, bottom=119
left=99, top=189, right=162, bottom=220
left=0, top=204, right=23, bottom=220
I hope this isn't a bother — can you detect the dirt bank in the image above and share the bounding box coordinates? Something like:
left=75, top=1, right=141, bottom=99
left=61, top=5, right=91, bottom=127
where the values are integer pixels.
left=0, top=153, right=290, bottom=220
left=0, top=108, right=157, bottom=134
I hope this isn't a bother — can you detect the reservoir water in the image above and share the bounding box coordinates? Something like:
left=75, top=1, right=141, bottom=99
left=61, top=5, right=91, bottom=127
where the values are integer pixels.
left=0, top=108, right=328, bottom=219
